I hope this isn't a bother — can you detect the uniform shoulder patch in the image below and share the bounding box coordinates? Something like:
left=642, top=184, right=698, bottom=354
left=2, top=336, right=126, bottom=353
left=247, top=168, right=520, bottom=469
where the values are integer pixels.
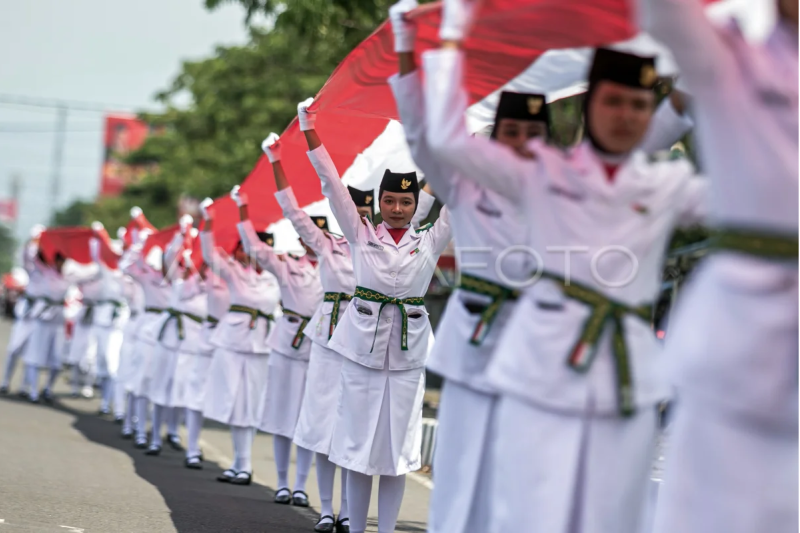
left=414, top=223, right=433, bottom=234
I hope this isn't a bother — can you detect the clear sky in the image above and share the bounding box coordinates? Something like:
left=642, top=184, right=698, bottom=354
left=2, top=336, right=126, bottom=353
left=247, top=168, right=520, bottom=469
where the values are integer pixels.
left=0, top=0, right=250, bottom=243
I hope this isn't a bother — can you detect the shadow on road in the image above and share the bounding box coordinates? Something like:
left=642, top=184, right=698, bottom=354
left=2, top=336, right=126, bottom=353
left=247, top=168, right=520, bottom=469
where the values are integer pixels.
left=0, top=392, right=314, bottom=533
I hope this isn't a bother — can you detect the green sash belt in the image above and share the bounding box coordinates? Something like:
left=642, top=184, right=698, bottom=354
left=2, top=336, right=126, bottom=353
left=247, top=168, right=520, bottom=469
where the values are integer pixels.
left=541, top=273, right=652, bottom=418
left=145, top=307, right=164, bottom=315
left=711, top=228, right=798, bottom=260
left=81, top=302, right=96, bottom=326
left=158, top=308, right=203, bottom=341
left=206, top=315, right=220, bottom=328
left=457, top=273, right=520, bottom=346
left=228, top=304, right=274, bottom=333
left=21, top=294, right=38, bottom=318
left=324, top=292, right=353, bottom=340
left=283, top=308, right=312, bottom=349
left=36, top=297, right=65, bottom=319
left=354, top=286, right=425, bottom=352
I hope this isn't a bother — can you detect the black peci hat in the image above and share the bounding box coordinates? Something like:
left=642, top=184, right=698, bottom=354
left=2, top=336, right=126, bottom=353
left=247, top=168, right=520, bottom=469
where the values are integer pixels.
left=379, top=170, right=419, bottom=211
left=348, top=185, right=375, bottom=215
left=491, top=91, right=551, bottom=139
left=257, top=232, right=274, bottom=247
left=588, top=48, right=658, bottom=90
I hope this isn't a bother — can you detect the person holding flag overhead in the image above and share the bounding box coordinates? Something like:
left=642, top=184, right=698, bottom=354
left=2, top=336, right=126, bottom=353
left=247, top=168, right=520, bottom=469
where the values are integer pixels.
left=639, top=1, right=799, bottom=531
left=422, top=1, right=710, bottom=530
left=200, top=198, right=281, bottom=486
left=1, top=225, right=46, bottom=396
left=300, top=96, right=452, bottom=533
left=233, top=184, right=324, bottom=508
left=386, top=1, right=551, bottom=530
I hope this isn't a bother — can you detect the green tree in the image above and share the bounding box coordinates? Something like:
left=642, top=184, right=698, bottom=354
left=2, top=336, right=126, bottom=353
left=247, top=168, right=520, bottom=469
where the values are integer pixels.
left=0, top=225, right=17, bottom=274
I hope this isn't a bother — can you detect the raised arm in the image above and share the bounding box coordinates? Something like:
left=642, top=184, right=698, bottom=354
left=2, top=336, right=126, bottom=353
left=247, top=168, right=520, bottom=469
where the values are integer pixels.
left=198, top=198, right=233, bottom=282
left=637, top=0, right=734, bottom=91
left=261, top=133, right=328, bottom=255
left=163, top=227, right=187, bottom=282
left=387, top=0, right=457, bottom=204
left=236, top=217, right=288, bottom=280
left=427, top=205, right=453, bottom=257
left=639, top=90, right=695, bottom=155
left=422, top=47, right=536, bottom=203
left=411, top=187, right=436, bottom=227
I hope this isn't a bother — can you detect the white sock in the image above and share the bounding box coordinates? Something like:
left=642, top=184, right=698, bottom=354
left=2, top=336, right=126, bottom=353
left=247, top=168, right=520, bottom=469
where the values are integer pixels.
left=273, top=435, right=292, bottom=489
left=231, top=425, right=254, bottom=473
left=70, top=365, right=81, bottom=394
left=340, top=468, right=349, bottom=520
left=45, top=368, right=59, bottom=393
left=294, top=445, right=313, bottom=493
left=186, top=409, right=203, bottom=458
left=123, top=392, right=135, bottom=432
left=377, top=474, right=406, bottom=533
left=166, top=406, right=179, bottom=436
left=346, top=470, right=373, bottom=533
left=316, top=453, right=337, bottom=518
left=150, top=404, right=165, bottom=446
left=100, top=377, right=113, bottom=411
left=135, top=396, right=149, bottom=441
left=1, top=346, right=21, bottom=388
left=113, top=379, right=126, bottom=418
left=25, top=365, right=39, bottom=398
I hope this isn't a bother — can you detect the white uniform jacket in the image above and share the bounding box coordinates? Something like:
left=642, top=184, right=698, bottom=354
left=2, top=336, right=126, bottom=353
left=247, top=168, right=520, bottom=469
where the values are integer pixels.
left=422, top=48, right=708, bottom=415
left=15, top=243, right=46, bottom=319
left=199, top=272, right=230, bottom=354
left=390, top=69, right=532, bottom=392
left=200, top=231, right=280, bottom=355
left=238, top=220, right=323, bottom=360
left=172, top=273, right=207, bottom=354
left=121, top=246, right=171, bottom=344
left=275, top=187, right=356, bottom=349
left=311, top=144, right=453, bottom=371
left=31, top=259, right=98, bottom=323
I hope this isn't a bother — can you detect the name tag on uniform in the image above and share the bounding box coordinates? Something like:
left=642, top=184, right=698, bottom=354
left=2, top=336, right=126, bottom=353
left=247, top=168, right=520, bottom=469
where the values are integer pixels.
left=332, top=250, right=347, bottom=257
left=367, top=241, right=384, bottom=251
left=758, top=88, right=792, bottom=108
left=547, top=185, right=585, bottom=202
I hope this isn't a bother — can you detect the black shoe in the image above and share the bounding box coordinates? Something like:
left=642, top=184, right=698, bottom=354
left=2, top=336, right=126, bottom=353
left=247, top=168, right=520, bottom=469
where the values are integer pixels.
left=121, top=428, right=133, bottom=440
left=184, top=456, right=203, bottom=470
left=114, top=415, right=124, bottom=425
left=230, top=471, right=252, bottom=486
left=134, top=438, right=148, bottom=449
left=69, top=392, right=80, bottom=399
left=0, top=385, right=8, bottom=395
left=217, top=468, right=237, bottom=483
left=145, top=444, right=162, bottom=456
left=41, top=390, right=54, bottom=404
left=274, top=487, right=291, bottom=504
left=165, top=434, right=184, bottom=451
left=29, top=395, right=40, bottom=404
left=98, top=408, right=110, bottom=417
left=335, top=517, right=350, bottom=533
left=314, top=515, right=336, bottom=532
left=292, top=490, right=310, bottom=507
left=17, top=390, right=29, bottom=400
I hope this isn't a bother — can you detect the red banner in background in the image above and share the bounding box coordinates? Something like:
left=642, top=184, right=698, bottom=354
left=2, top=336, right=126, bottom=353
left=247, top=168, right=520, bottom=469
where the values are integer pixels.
left=100, top=114, right=152, bottom=197
left=0, top=199, right=18, bottom=223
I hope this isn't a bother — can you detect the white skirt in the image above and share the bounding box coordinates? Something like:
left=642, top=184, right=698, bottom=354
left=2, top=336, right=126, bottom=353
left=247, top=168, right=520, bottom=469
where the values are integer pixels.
left=168, top=350, right=196, bottom=409
left=94, top=326, right=122, bottom=379
left=489, top=395, right=657, bottom=533
left=328, top=358, right=425, bottom=476
left=258, top=350, right=309, bottom=438
left=203, top=347, right=269, bottom=428
left=652, top=393, right=798, bottom=533
left=7, top=318, right=35, bottom=357
left=65, top=320, right=94, bottom=366
left=293, top=343, right=345, bottom=454
left=23, top=321, right=66, bottom=370
left=129, top=336, right=157, bottom=398
left=184, top=350, right=214, bottom=412
left=147, top=341, right=181, bottom=407
left=428, top=381, right=498, bottom=533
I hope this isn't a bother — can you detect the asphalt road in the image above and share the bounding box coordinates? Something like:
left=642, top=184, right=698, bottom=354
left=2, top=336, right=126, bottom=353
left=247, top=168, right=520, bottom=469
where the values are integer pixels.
left=0, top=319, right=430, bottom=532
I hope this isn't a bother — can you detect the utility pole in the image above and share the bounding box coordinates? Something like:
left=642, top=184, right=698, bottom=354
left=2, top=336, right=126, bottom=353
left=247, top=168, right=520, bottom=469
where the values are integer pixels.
left=10, top=173, right=20, bottom=236
left=49, top=105, right=68, bottom=222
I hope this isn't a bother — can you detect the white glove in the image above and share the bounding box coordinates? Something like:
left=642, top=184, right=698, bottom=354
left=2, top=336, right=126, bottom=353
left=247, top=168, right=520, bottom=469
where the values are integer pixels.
left=190, top=228, right=199, bottom=239
left=116, top=227, right=127, bottom=240
left=390, top=0, right=418, bottom=53
left=440, top=0, right=478, bottom=42
left=297, top=98, right=317, bottom=131
left=182, top=249, right=193, bottom=265
left=261, top=133, right=282, bottom=163
left=199, top=198, right=214, bottom=220
left=230, top=185, right=249, bottom=207
left=89, top=237, right=101, bottom=262
left=130, top=206, right=143, bottom=219
left=91, top=221, right=104, bottom=233
left=30, top=224, right=45, bottom=239
left=138, top=229, right=152, bottom=245
left=179, top=214, right=193, bottom=234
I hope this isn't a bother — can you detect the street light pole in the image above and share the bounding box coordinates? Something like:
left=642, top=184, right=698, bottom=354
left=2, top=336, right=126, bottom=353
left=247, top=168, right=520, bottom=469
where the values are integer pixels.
left=49, top=105, right=68, bottom=222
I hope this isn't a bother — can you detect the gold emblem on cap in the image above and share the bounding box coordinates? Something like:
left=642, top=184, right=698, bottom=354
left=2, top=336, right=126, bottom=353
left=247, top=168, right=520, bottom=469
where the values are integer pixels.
left=640, top=65, right=657, bottom=87
left=527, top=96, right=543, bottom=115
left=400, top=179, right=411, bottom=190
left=365, top=195, right=373, bottom=204
left=316, top=218, right=326, bottom=228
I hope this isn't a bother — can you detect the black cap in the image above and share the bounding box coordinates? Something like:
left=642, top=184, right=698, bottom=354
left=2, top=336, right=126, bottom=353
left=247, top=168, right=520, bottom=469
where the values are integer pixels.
left=310, top=216, right=329, bottom=231
left=491, top=91, right=550, bottom=139
left=588, top=48, right=658, bottom=90
left=379, top=170, right=419, bottom=211
left=257, top=232, right=274, bottom=247
left=348, top=186, right=375, bottom=214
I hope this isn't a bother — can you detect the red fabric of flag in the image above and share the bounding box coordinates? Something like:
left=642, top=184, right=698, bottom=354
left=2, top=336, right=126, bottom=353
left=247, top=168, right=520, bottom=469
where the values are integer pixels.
left=39, top=227, right=120, bottom=268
